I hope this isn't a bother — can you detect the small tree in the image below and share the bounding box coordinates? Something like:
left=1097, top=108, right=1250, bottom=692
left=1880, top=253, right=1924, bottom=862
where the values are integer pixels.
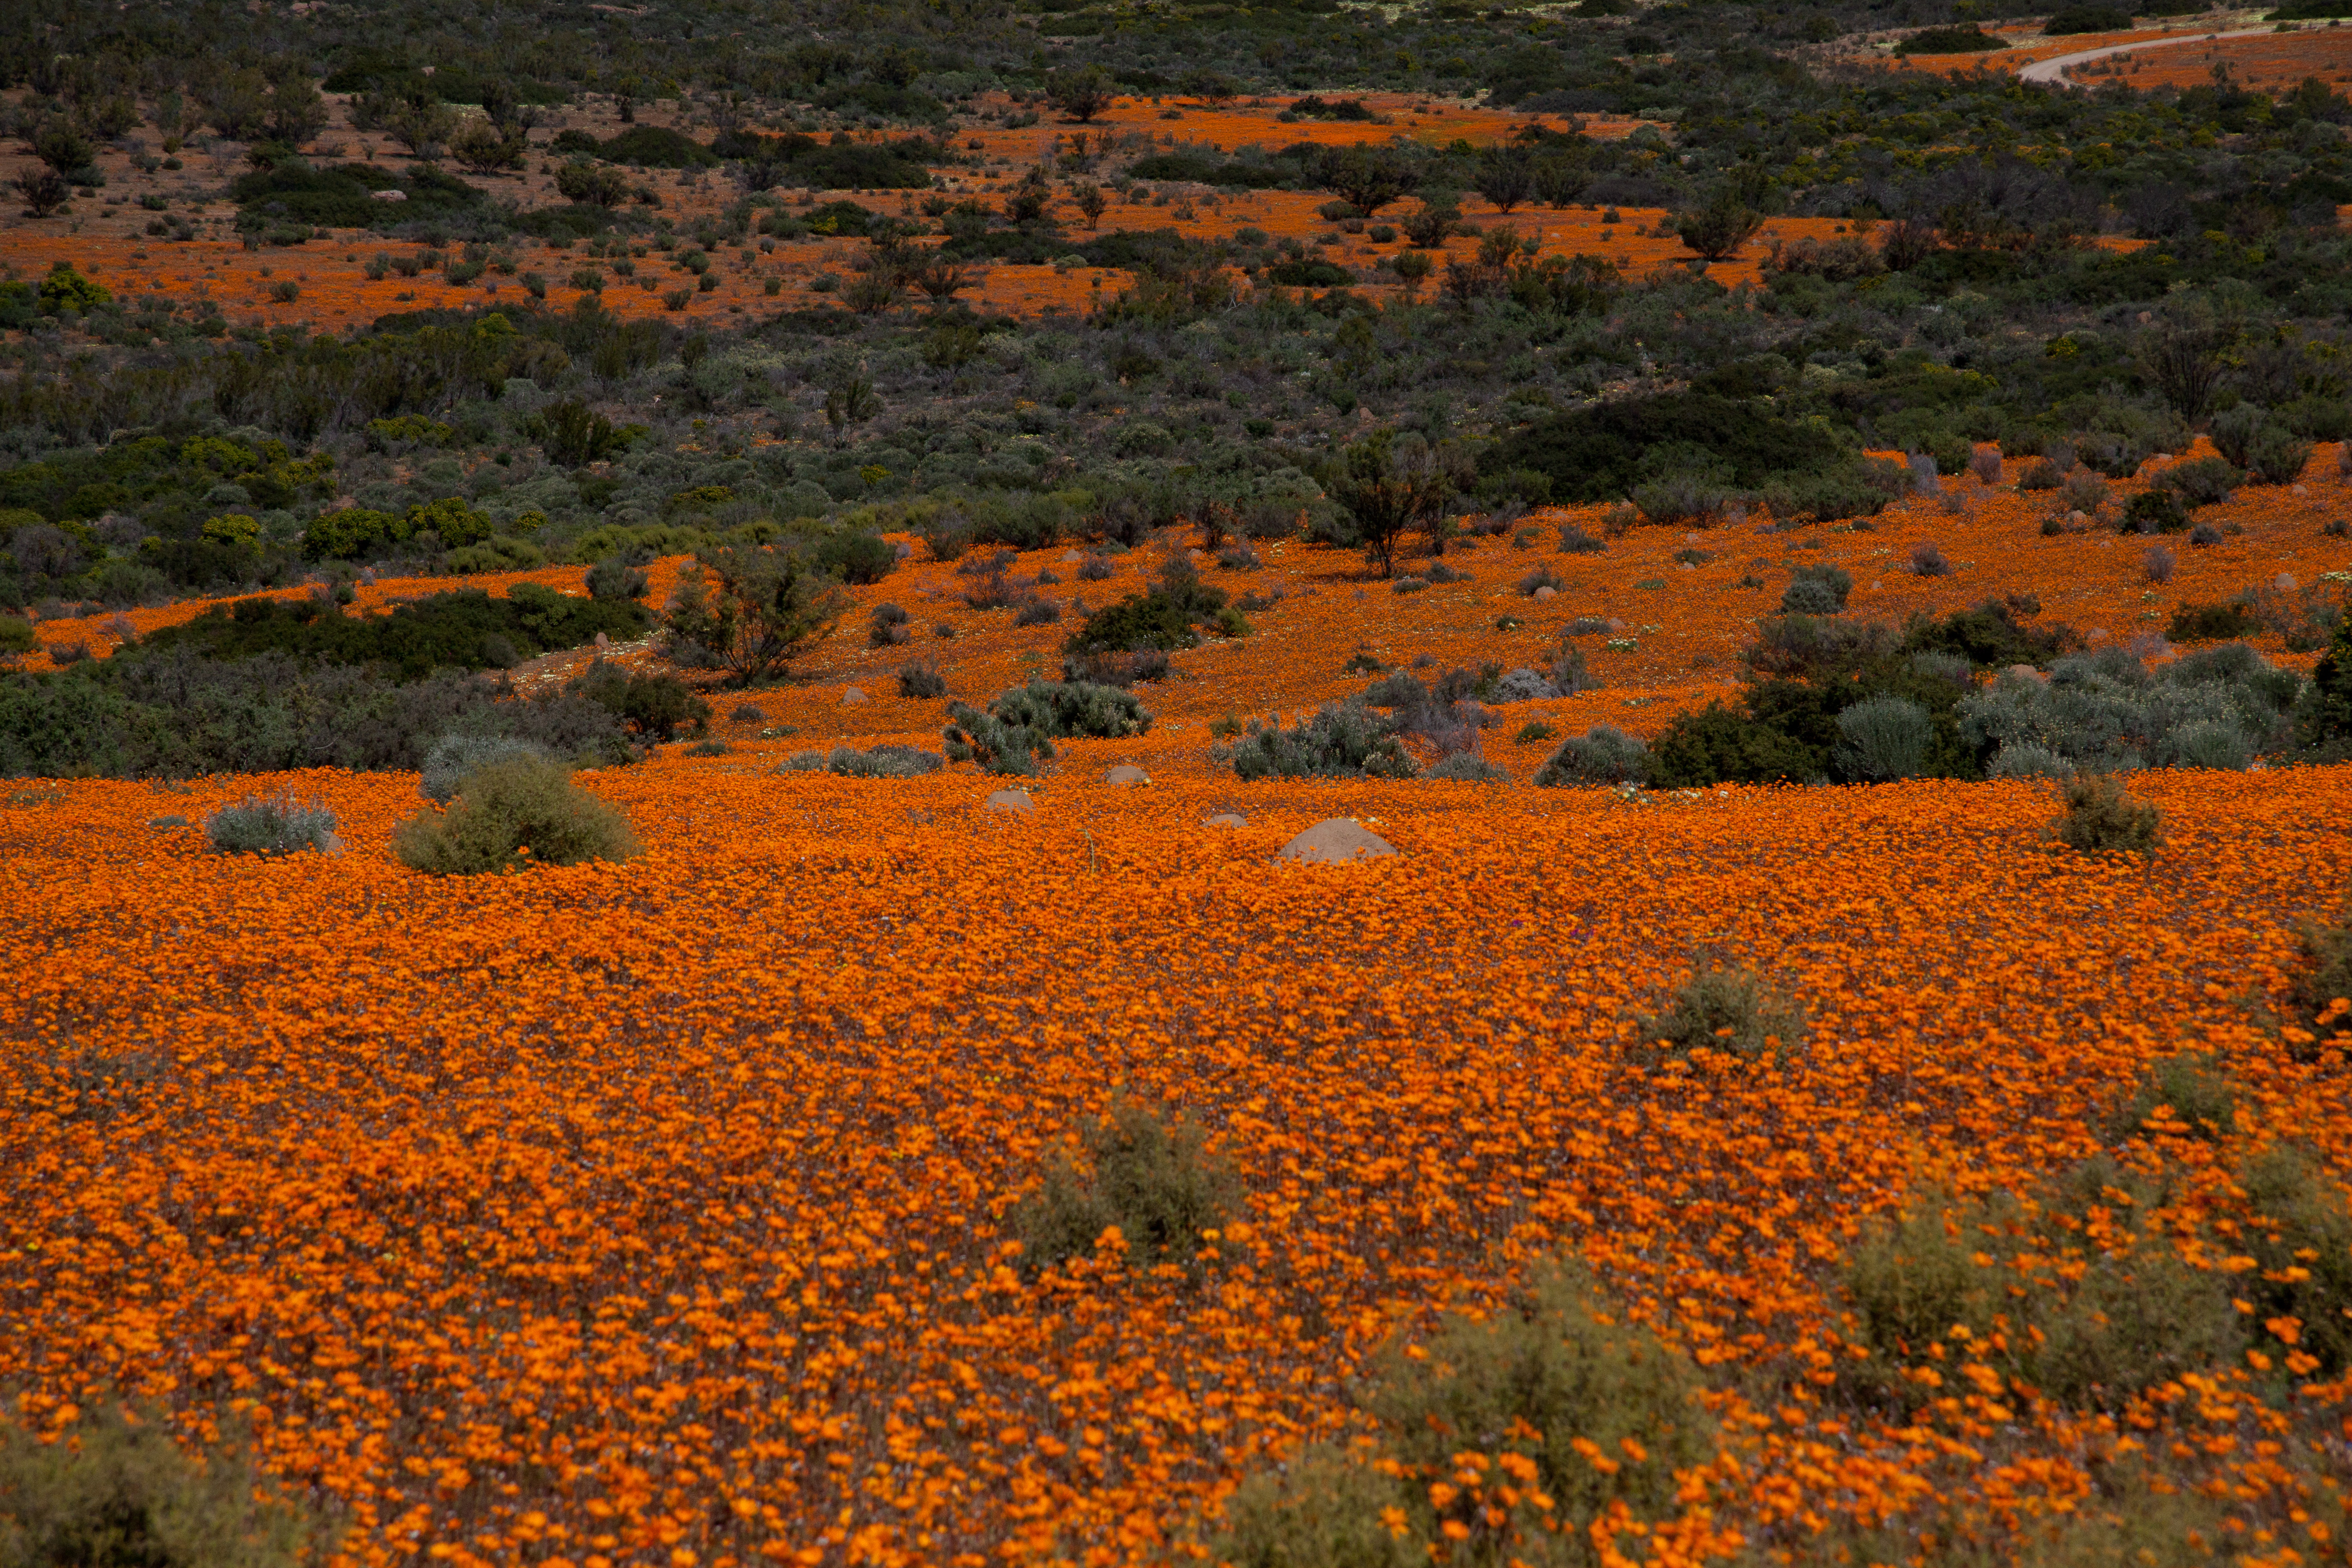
left=696, top=545, right=848, bottom=686
left=197, top=67, right=272, bottom=140
left=30, top=119, right=93, bottom=176
left=1329, top=429, right=1464, bottom=578
left=1472, top=145, right=1534, bottom=213
left=1320, top=142, right=1415, bottom=215
left=449, top=116, right=526, bottom=175
left=2135, top=296, right=2240, bottom=422
left=1071, top=180, right=1108, bottom=230
left=1047, top=65, right=1117, bottom=122
left=13, top=168, right=68, bottom=218
left=1672, top=186, right=1765, bottom=261
left=908, top=252, right=976, bottom=306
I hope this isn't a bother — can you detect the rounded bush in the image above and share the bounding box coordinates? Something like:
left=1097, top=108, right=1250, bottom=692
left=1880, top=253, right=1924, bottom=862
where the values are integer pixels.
left=1832, top=694, right=1933, bottom=782
left=1534, top=724, right=1649, bottom=786
left=392, top=757, right=640, bottom=875
left=420, top=734, right=554, bottom=803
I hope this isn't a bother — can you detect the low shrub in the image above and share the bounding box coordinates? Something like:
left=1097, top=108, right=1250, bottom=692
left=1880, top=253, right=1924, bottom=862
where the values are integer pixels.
left=0, top=1395, right=334, bottom=1568
left=2047, top=772, right=2160, bottom=853
left=1833, top=694, right=1934, bottom=782
left=943, top=679, right=1151, bottom=776
left=1425, top=752, right=1507, bottom=782
left=2102, top=1051, right=2235, bottom=1144
left=1635, top=956, right=1807, bottom=1063
left=391, top=756, right=640, bottom=874
left=1221, top=702, right=1419, bottom=781
left=1012, top=1095, right=1241, bottom=1274
left=2238, top=1145, right=2352, bottom=1375
left=683, top=738, right=730, bottom=756
left=569, top=660, right=709, bottom=740
left=1534, top=724, right=1649, bottom=786
left=2166, top=602, right=2259, bottom=642
left=1012, top=597, right=1062, bottom=627
left=2123, top=490, right=2190, bottom=535
left=204, top=792, right=338, bottom=856
left=1837, top=1172, right=2244, bottom=1412
left=2157, top=456, right=2241, bottom=508
left=897, top=656, right=947, bottom=698
left=826, top=743, right=944, bottom=778
left=1211, top=1264, right=1714, bottom=1568
left=419, top=733, right=553, bottom=803
left=1780, top=563, right=1852, bottom=615
left=586, top=555, right=649, bottom=601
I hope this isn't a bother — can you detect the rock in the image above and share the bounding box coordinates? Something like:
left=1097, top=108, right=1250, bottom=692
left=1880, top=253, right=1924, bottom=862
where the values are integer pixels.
left=2005, top=663, right=2045, bottom=683
left=842, top=686, right=868, bottom=704
left=318, top=831, right=345, bottom=857
left=2067, top=509, right=2087, bottom=525
left=1062, top=549, right=1083, bottom=562
left=594, top=631, right=610, bottom=650
left=2277, top=572, right=2299, bottom=591
left=2294, top=484, right=2309, bottom=495
left=1276, top=818, right=1396, bottom=864
left=369, top=188, right=408, bottom=203
left=1205, top=812, right=1246, bottom=828
left=985, top=788, right=1034, bottom=815
left=1532, top=585, right=1557, bottom=602
left=1105, top=764, right=1149, bottom=786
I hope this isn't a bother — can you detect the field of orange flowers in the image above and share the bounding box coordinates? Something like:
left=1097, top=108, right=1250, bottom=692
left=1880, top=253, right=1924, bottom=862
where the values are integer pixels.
left=3, top=746, right=2351, bottom=1567
left=5, top=429, right=2352, bottom=1564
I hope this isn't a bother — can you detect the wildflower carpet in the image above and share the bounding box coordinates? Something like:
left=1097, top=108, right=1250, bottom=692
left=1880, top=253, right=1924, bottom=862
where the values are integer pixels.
left=1, top=754, right=2348, bottom=1566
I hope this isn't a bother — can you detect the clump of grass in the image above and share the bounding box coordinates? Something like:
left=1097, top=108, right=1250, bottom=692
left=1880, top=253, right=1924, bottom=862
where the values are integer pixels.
left=2047, top=772, right=2160, bottom=854
left=204, top=793, right=338, bottom=856
left=2239, top=1144, right=2352, bottom=1375
left=392, top=756, right=639, bottom=875
left=1012, top=1095, right=1241, bottom=1275
left=898, top=657, right=947, bottom=698
left=1634, top=955, right=1806, bottom=1063
left=0, top=1395, right=337, bottom=1568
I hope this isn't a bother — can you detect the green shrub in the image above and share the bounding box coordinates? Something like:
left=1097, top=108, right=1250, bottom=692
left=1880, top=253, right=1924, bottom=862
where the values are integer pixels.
left=987, top=678, right=1152, bottom=739
left=0, top=1395, right=335, bottom=1568
left=1837, top=1175, right=2245, bottom=1411
left=2048, top=772, right=2160, bottom=853
left=204, top=793, right=338, bottom=856
left=2156, top=456, right=2242, bottom=508
left=813, top=531, right=896, bottom=585
left=1220, top=703, right=1419, bottom=781
left=826, top=743, right=944, bottom=778
left=1645, top=700, right=1819, bottom=786
left=1635, top=956, right=1806, bottom=1063
left=586, top=555, right=649, bottom=602
left=391, top=756, right=640, bottom=874
left=1213, top=1265, right=1714, bottom=1568
left=1533, top=724, right=1649, bottom=786
left=569, top=661, right=709, bottom=741
left=1832, top=694, right=1934, bottom=782
left=0, top=618, right=35, bottom=655
left=419, top=734, right=553, bottom=803
left=1012, top=1095, right=1241, bottom=1274
left=1780, top=564, right=1852, bottom=615
left=2238, top=1145, right=2352, bottom=1375
left=1425, top=752, right=1507, bottom=782
left=2103, top=1051, right=2236, bottom=1144
left=2122, top=490, right=2190, bottom=535
left=2165, top=601, right=2260, bottom=642
left=943, top=678, right=1151, bottom=776
left=1064, top=591, right=1197, bottom=655
left=1894, top=23, right=2003, bottom=51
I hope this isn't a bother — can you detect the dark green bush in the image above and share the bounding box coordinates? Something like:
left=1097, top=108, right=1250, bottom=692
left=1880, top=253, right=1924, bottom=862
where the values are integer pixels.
left=2165, top=601, right=2260, bottom=642
left=943, top=679, right=1149, bottom=774
left=1012, top=1095, right=1242, bottom=1274
left=1645, top=700, right=1819, bottom=786
left=391, top=755, right=640, bottom=874
left=813, top=531, right=897, bottom=585
left=825, top=743, right=944, bottom=778
left=568, top=660, right=709, bottom=741
left=0, top=1395, right=336, bottom=1568
left=1894, top=24, right=2003, bottom=52
left=134, top=589, right=648, bottom=680
left=1533, top=724, right=1649, bottom=786
left=2043, top=3, right=2131, bottom=30
left=1064, top=592, right=1198, bottom=655
left=1481, top=392, right=1857, bottom=505
left=586, top=556, right=649, bottom=602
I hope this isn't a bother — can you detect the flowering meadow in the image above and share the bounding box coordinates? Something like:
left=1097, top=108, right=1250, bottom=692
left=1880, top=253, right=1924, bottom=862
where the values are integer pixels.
left=3, top=727, right=2350, bottom=1566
